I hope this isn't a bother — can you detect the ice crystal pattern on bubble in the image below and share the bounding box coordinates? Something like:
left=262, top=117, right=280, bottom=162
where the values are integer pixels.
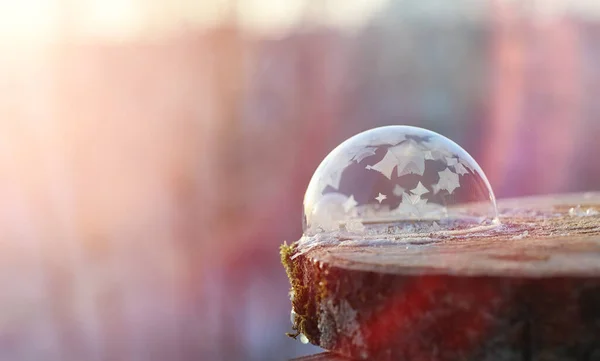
left=303, top=126, right=498, bottom=236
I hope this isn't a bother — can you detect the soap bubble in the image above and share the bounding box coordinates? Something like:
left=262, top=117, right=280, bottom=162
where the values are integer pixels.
left=303, top=126, right=498, bottom=236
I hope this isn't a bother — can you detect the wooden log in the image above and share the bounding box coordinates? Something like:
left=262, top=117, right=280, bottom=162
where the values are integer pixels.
left=281, top=193, right=600, bottom=361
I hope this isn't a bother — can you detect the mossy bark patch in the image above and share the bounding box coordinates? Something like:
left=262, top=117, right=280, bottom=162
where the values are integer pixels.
left=281, top=242, right=327, bottom=342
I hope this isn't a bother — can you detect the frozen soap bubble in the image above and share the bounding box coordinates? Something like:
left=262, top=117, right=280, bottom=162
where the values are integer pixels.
left=303, top=126, right=498, bottom=236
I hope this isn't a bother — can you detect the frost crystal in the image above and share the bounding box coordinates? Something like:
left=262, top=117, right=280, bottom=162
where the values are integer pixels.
left=569, top=206, right=599, bottom=217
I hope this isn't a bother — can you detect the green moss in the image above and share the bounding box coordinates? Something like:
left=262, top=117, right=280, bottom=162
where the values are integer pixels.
left=280, top=241, right=305, bottom=338
left=318, top=279, right=328, bottom=301
left=279, top=241, right=297, bottom=287
left=280, top=241, right=327, bottom=343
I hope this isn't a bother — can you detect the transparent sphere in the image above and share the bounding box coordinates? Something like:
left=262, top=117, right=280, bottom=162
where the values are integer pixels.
left=303, top=126, right=498, bottom=236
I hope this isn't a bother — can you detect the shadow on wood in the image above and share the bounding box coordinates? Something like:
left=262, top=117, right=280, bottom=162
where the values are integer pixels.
left=290, top=352, right=350, bottom=361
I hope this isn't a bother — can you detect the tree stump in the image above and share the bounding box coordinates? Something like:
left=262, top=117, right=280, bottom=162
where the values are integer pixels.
left=281, top=193, right=600, bottom=361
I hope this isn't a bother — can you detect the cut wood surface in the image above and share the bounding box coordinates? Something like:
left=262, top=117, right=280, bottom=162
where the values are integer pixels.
left=282, top=193, right=600, bottom=361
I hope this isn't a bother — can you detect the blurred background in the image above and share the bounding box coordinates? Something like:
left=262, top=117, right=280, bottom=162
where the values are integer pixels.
left=1, top=0, right=600, bottom=360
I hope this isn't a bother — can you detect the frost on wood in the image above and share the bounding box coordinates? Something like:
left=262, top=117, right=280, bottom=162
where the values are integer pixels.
left=569, top=205, right=599, bottom=217
left=319, top=299, right=366, bottom=357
